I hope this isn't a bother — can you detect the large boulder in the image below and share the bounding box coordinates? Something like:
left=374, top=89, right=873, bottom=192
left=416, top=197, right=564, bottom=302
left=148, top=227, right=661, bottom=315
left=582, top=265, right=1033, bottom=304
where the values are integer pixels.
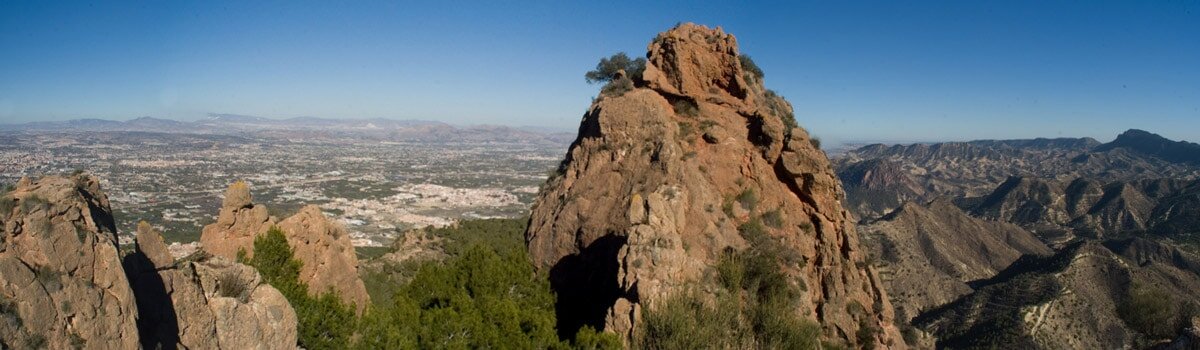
left=0, top=175, right=140, bottom=349
left=126, top=222, right=297, bottom=349
left=527, top=23, right=905, bottom=347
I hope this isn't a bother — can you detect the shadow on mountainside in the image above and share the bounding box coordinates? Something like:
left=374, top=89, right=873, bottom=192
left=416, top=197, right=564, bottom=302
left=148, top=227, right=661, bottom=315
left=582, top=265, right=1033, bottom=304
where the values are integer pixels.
left=548, top=234, right=628, bottom=339
left=123, top=251, right=181, bottom=350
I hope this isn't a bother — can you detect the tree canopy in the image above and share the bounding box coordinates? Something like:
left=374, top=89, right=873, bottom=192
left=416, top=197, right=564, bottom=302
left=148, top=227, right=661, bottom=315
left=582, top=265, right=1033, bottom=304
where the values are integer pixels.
left=585, top=52, right=646, bottom=84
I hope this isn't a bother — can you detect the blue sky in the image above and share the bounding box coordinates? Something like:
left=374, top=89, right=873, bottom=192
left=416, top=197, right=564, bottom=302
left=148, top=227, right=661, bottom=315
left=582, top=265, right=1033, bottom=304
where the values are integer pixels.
left=1, top=1, right=1197, bottom=144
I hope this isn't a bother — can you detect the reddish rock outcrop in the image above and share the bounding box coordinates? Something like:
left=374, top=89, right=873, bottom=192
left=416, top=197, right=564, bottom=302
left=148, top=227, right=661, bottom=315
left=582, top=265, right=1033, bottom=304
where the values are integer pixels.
left=277, top=205, right=370, bottom=313
left=0, top=175, right=140, bottom=349
left=527, top=23, right=905, bottom=347
left=200, top=182, right=369, bottom=313
left=200, top=181, right=276, bottom=260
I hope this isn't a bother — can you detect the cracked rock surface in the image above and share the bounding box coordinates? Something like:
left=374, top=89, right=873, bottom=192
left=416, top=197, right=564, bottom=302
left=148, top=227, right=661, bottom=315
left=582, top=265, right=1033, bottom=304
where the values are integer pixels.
left=0, top=174, right=140, bottom=349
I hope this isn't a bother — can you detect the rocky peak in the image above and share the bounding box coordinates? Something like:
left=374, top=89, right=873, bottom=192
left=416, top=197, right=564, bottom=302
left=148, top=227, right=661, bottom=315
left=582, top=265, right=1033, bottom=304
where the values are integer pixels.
left=201, top=181, right=276, bottom=260
left=642, top=23, right=750, bottom=106
left=1095, top=129, right=1200, bottom=164
left=527, top=23, right=904, bottom=347
left=223, top=180, right=254, bottom=209
left=0, top=174, right=140, bottom=348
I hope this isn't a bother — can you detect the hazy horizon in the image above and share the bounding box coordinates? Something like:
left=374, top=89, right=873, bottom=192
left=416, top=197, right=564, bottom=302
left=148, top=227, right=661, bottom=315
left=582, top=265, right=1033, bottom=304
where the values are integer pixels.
left=2, top=1, right=1197, bottom=145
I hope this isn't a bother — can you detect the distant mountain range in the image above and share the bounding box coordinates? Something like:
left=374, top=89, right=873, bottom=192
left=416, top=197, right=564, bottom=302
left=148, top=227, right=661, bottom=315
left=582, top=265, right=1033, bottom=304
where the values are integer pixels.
left=0, top=114, right=575, bottom=144
left=840, top=129, right=1200, bottom=350
left=836, top=129, right=1200, bottom=220
left=840, top=129, right=1200, bottom=348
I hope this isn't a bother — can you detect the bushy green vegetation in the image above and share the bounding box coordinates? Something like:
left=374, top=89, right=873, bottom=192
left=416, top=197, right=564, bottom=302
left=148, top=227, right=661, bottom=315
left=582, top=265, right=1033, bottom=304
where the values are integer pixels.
left=638, top=293, right=744, bottom=349
left=357, top=218, right=623, bottom=348
left=587, top=52, right=646, bottom=98
left=257, top=219, right=621, bottom=349
left=421, top=218, right=528, bottom=256
left=672, top=99, right=700, bottom=118
left=245, top=227, right=357, bottom=350
left=20, top=194, right=48, bottom=213
left=1117, top=282, right=1198, bottom=341
left=586, top=52, right=646, bottom=85
left=740, top=55, right=764, bottom=80
left=601, top=77, right=635, bottom=97
left=356, top=243, right=564, bottom=348
left=639, top=216, right=820, bottom=349
left=736, top=188, right=758, bottom=211
left=640, top=265, right=818, bottom=349
left=762, top=209, right=784, bottom=229
left=0, top=195, right=15, bottom=215
left=763, top=89, right=799, bottom=132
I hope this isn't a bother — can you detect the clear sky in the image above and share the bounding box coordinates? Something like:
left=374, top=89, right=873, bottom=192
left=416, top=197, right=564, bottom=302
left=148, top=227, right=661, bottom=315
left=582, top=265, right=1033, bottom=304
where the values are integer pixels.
left=1, top=1, right=1197, bottom=144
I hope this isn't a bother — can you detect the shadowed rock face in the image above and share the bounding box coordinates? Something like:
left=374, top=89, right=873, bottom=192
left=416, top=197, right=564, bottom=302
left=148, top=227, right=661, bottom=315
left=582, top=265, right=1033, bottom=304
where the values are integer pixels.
left=0, top=175, right=140, bottom=349
left=526, top=23, right=904, bottom=347
left=1095, top=129, right=1200, bottom=165
left=200, top=182, right=369, bottom=314
left=125, top=223, right=298, bottom=349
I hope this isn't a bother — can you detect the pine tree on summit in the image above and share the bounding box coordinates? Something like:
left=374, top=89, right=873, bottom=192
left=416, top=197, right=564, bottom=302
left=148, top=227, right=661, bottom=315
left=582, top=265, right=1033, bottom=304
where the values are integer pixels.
left=585, top=52, right=646, bottom=84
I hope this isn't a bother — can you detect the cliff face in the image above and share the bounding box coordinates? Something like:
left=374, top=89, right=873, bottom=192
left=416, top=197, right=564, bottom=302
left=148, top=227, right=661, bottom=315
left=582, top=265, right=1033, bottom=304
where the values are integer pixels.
left=526, top=23, right=904, bottom=347
left=0, top=175, right=140, bottom=349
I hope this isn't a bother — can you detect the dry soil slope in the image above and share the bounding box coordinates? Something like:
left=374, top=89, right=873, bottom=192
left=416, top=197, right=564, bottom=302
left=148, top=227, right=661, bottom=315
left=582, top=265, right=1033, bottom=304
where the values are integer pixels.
left=860, top=198, right=1052, bottom=322
left=915, top=238, right=1200, bottom=349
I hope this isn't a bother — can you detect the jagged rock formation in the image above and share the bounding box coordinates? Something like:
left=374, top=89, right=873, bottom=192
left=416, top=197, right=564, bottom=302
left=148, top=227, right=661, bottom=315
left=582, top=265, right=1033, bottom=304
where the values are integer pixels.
left=0, top=175, right=140, bottom=349
left=126, top=222, right=298, bottom=349
left=914, top=238, right=1200, bottom=349
left=277, top=205, right=370, bottom=313
left=201, top=182, right=369, bottom=313
left=526, top=23, right=903, bottom=347
left=969, top=176, right=1200, bottom=243
left=201, top=180, right=276, bottom=260
left=859, top=199, right=1052, bottom=322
